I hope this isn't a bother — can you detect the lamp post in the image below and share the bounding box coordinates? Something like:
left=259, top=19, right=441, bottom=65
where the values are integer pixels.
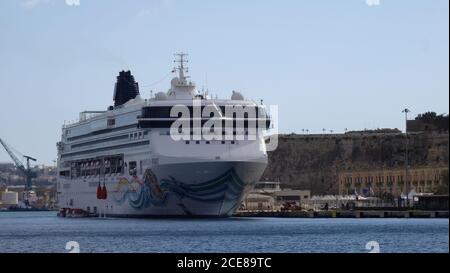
left=402, top=108, right=410, bottom=206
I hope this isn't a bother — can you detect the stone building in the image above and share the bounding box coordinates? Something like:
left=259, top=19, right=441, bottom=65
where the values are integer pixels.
left=338, top=166, right=448, bottom=196
left=407, top=112, right=449, bottom=133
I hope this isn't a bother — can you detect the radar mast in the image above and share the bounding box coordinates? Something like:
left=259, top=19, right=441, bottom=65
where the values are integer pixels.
left=174, top=52, right=191, bottom=85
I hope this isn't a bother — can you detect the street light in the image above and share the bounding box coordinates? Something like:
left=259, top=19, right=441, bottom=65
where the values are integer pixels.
left=402, top=108, right=410, bottom=206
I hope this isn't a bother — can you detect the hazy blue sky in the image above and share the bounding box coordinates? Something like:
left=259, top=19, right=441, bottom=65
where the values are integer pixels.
left=0, top=0, right=448, bottom=164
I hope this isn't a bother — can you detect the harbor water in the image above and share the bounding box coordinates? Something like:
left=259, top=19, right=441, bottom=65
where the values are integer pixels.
left=0, top=211, right=448, bottom=253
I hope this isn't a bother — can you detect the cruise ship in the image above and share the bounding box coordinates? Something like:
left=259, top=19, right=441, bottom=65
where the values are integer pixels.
left=56, top=54, right=270, bottom=217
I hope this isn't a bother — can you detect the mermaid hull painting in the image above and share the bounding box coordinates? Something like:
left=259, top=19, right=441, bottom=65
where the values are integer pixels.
left=111, top=161, right=265, bottom=216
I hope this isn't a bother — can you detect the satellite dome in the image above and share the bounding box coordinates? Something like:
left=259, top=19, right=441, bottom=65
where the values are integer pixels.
left=155, top=92, right=168, bottom=100
left=231, top=91, right=244, bottom=101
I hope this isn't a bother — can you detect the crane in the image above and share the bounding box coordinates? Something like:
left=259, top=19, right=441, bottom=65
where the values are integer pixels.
left=0, top=138, right=37, bottom=192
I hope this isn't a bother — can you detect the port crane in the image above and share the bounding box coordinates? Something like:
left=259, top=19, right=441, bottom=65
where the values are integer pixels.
left=0, top=138, right=37, bottom=205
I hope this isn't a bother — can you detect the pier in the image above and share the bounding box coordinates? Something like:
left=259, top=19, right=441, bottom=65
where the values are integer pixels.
left=234, top=210, right=449, bottom=218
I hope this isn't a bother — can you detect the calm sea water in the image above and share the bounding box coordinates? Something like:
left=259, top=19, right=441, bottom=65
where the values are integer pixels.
left=0, top=211, right=448, bottom=253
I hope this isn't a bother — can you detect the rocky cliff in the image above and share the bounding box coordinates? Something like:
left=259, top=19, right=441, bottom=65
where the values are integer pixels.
left=262, top=132, right=449, bottom=194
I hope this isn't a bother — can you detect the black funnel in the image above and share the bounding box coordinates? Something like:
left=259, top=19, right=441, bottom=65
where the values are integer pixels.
left=113, top=70, right=140, bottom=107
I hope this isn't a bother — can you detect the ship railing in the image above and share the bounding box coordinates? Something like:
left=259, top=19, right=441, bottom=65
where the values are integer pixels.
left=79, top=111, right=107, bottom=121
left=62, top=111, right=107, bottom=128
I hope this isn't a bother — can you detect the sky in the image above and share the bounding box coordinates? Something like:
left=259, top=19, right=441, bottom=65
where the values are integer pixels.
left=0, top=0, right=448, bottom=165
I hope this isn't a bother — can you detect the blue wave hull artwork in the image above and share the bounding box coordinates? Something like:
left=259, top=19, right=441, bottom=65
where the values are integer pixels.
left=113, top=168, right=247, bottom=216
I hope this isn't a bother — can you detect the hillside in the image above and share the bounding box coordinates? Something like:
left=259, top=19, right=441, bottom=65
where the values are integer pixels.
left=262, top=132, right=449, bottom=194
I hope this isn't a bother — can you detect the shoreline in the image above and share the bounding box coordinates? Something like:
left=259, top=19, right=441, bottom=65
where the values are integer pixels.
left=1, top=209, right=448, bottom=219
left=234, top=210, right=449, bottom=218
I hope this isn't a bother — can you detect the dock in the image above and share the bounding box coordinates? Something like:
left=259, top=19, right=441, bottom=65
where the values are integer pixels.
left=233, top=210, right=449, bottom=218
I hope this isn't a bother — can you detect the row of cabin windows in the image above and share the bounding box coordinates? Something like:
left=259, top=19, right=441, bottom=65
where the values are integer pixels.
left=68, top=155, right=123, bottom=178
left=139, top=120, right=271, bottom=130
left=141, top=106, right=268, bottom=119
left=159, top=129, right=260, bottom=136
left=70, top=130, right=148, bottom=150
left=185, top=140, right=237, bottom=145
left=60, top=156, right=144, bottom=178
left=130, top=131, right=147, bottom=140
left=176, top=128, right=258, bottom=135
left=64, top=206, right=115, bottom=213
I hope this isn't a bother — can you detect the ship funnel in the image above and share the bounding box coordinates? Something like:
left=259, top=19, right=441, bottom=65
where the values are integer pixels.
left=113, top=70, right=140, bottom=107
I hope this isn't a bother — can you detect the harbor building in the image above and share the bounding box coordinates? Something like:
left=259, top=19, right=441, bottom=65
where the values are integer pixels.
left=274, top=190, right=310, bottom=207
left=241, top=181, right=310, bottom=211
left=338, top=166, right=448, bottom=197
left=0, top=188, right=19, bottom=207
left=243, top=193, right=275, bottom=211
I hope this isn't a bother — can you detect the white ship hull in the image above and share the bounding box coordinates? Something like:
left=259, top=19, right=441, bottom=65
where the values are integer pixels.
left=58, top=161, right=266, bottom=217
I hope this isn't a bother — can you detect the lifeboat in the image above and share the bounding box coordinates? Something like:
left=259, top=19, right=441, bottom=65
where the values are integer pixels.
left=101, top=183, right=108, bottom=200
left=96, top=182, right=102, bottom=199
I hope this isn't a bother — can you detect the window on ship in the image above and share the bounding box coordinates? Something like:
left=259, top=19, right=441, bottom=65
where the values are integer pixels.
left=68, top=155, right=124, bottom=179
left=129, top=161, right=137, bottom=176
left=139, top=105, right=271, bottom=131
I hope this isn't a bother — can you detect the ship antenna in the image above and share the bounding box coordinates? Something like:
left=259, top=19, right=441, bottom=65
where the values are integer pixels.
left=174, top=52, right=189, bottom=83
